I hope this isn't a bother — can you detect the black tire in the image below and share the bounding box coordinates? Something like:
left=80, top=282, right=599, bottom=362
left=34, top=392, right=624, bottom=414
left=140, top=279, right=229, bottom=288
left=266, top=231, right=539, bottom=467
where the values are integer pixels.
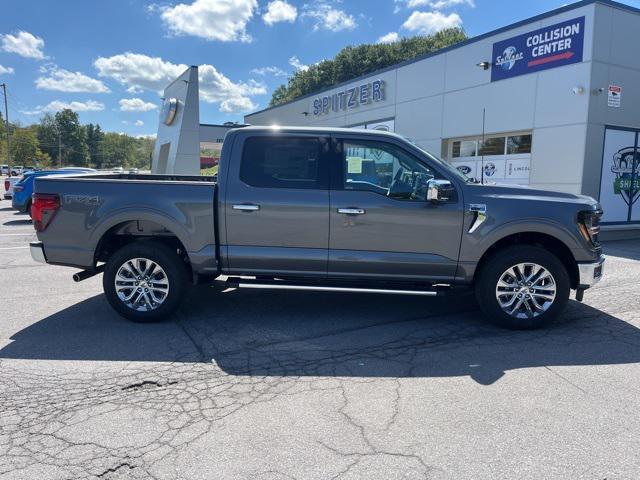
left=474, top=245, right=570, bottom=330
left=103, top=241, right=188, bottom=322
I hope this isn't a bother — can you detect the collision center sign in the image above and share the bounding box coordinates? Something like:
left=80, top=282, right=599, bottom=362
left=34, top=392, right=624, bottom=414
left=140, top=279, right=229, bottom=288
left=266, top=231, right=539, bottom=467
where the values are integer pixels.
left=491, top=17, right=585, bottom=82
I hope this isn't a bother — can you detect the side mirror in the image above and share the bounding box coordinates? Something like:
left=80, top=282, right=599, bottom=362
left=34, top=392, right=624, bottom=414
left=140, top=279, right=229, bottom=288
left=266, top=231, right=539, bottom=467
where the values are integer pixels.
left=426, top=179, right=453, bottom=203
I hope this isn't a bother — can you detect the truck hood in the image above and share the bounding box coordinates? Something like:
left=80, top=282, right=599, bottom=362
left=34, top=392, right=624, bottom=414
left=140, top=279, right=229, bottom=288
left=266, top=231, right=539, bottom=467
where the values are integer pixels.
left=466, top=183, right=600, bottom=210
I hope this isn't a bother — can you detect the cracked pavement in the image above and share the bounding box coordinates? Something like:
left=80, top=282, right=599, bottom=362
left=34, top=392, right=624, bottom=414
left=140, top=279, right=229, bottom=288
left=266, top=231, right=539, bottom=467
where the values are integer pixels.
left=1, top=205, right=639, bottom=479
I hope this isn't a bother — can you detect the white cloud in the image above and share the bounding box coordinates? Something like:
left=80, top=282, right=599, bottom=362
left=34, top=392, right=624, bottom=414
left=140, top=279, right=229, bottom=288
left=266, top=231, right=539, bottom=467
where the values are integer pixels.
left=135, top=120, right=144, bottom=127
left=198, top=64, right=266, bottom=104
left=251, top=66, right=288, bottom=77
left=377, top=32, right=399, bottom=44
left=289, top=56, right=308, bottom=72
left=95, top=53, right=188, bottom=92
left=397, top=0, right=474, bottom=9
left=263, top=0, right=297, bottom=25
left=0, top=31, right=45, bottom=59
left=94, top=52, right=266, bottom=113
left=127, top=85, right=144, bottom=94
left=119, top=98, right=158, bottom=112
left=0, top=65, right=14, bottom=75
left=21, top=100, right=105, bottom=115
left=160, top=0, right=257, bottom=42
left=220, top=97, right=257, bottom=113
left=302, top=4, right=357, bottom=32
left=402, top=11, right=462, bottom=35
left=35, top=67, right=110, bottom=93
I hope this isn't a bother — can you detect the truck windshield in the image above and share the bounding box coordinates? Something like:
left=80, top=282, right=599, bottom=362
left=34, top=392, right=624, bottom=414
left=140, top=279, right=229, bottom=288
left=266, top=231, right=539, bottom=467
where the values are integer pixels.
left=402, top=136, right=477, bottom=183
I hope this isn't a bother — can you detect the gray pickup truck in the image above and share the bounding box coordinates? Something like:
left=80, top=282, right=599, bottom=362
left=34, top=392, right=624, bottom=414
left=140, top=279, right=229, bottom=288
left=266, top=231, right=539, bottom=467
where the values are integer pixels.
left=30, top=127, right=604, bottom=329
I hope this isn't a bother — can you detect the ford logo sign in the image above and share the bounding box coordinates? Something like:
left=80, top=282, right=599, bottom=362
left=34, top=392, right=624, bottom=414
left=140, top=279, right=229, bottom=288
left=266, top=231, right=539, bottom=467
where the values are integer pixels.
left=161, top=98, right=178, bottom=126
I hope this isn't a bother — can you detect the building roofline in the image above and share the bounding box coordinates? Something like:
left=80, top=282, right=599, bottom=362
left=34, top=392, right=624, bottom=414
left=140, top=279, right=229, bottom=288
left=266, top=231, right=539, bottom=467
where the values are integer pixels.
left=245, top=0, right=639, bottom=119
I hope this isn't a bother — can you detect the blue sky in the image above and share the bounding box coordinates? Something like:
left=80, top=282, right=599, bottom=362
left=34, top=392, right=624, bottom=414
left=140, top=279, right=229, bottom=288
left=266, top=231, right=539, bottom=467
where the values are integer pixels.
left=0, top=0, right=638, bottom=136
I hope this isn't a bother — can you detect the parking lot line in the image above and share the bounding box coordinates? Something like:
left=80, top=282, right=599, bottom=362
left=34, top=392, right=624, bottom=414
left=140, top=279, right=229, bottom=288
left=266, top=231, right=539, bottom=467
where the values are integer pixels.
left=0, top=246, right=30, bottom=250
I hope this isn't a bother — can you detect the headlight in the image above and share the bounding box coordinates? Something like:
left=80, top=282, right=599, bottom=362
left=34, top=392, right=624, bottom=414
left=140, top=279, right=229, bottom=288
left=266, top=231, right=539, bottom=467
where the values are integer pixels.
left=578, top=209, right=602, bottom=246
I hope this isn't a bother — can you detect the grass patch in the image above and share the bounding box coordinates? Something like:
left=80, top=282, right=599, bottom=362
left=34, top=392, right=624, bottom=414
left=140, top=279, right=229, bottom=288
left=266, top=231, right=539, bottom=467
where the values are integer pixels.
left=201, top=166, right=219, bottom=176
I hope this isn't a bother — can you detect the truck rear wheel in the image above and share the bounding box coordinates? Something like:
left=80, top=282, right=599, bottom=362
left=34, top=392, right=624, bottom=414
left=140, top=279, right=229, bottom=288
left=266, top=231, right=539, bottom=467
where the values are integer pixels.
left=103, top=241, right=188, bottom=322
left=475, top=245, right=570, bottom=329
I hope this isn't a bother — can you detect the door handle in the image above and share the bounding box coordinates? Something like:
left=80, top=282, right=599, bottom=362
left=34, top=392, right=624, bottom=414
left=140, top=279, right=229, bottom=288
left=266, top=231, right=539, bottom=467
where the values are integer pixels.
left=233, top=204, right=260, bottom=211
left=337, top=208, right=365, bottom=215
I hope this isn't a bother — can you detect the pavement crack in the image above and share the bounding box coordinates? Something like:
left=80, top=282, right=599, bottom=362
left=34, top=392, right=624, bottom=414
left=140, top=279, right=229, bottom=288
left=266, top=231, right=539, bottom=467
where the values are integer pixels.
left=121, top=380, right=178, bottom=391
left=96, top=462, right=136, bottom=478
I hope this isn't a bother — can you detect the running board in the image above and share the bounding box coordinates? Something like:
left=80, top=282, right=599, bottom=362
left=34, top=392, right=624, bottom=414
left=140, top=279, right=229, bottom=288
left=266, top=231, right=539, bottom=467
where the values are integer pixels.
left=225, top=281, right=441, bottom=296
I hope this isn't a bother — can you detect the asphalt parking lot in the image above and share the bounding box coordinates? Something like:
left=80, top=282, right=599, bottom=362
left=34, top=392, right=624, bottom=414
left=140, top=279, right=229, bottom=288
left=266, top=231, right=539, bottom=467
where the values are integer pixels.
left=0, top=201, right=639, bottom=480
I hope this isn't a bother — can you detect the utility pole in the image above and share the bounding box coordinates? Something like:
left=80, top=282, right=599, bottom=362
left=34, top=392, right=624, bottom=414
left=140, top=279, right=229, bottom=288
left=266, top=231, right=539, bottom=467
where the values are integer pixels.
left=57, top=129, right=62, bottom=167
left=0, top=83, right=11, bottom=172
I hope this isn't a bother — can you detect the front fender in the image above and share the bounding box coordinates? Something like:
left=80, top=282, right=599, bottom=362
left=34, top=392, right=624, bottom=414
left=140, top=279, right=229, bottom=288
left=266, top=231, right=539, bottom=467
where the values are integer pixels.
left=455, top=217, right=590, bottom=283
left=465, top=217, right=584, bottom=263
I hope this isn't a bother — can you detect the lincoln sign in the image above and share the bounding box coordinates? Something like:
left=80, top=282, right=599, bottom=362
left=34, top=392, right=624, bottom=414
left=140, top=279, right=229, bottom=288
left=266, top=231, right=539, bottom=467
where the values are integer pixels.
left=312, top=80, right=385, bottom=116
left=491, top=16, right=585, bottom=82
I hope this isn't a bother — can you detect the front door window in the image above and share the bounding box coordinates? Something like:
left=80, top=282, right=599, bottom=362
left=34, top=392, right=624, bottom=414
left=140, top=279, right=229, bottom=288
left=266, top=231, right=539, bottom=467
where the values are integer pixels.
left=343, top=141, right=435, bottom=201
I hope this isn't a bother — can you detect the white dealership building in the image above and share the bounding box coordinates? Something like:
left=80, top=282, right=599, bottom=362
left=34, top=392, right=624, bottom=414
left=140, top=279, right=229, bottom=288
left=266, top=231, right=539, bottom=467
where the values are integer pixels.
left=244, top=0, right=640, bottom=230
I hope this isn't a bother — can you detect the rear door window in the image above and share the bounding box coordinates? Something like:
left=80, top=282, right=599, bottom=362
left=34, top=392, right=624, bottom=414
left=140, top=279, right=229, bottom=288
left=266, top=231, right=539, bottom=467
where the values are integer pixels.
left=240, top=136, right=324, bottom=189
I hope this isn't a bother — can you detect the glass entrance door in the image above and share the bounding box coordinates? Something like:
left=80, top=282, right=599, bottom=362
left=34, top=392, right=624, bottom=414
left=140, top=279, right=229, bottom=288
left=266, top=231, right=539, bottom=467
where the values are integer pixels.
left=598, top=127, right=640, bottom=225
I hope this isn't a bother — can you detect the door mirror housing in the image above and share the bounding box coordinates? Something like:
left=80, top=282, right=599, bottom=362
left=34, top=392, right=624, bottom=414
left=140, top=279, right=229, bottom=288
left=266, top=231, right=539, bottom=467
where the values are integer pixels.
left=426, top=179, right=453, bottom=203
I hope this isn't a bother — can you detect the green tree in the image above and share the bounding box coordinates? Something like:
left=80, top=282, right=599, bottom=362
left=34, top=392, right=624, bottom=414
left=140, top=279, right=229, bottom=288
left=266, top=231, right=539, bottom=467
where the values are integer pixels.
left=133, top=136, right=154, bottom=170
left=269, top=28, right=467, bottom=106
left=54, top=109, right=89, bottom=166
left=37, top=113, right=60, bottom=166
left=85, top=123, right=105, bottom=168
left=100, top=132, right=138, bottom=169
left=34, top=149, right=51, bottom=168
left=16, top=109, right=153, bottom=171
left=11, top=128, right=39, bottom=165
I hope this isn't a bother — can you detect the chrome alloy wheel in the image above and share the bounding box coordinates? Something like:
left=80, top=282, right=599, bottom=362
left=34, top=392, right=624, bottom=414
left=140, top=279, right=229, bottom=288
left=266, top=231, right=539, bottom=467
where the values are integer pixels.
left=495, top=263, right=556, bottom=319
left=114, top=258, right=170, bottom=312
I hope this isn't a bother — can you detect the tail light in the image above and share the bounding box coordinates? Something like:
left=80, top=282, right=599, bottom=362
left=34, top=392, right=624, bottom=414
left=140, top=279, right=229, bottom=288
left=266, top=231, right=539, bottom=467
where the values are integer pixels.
left=578, top=209, right=602, bottom=246
left=13, top=185, right=24, bottom=193
left=3, top=180, right=8, bottom=192
left=32, top=193, right=60, bottom=232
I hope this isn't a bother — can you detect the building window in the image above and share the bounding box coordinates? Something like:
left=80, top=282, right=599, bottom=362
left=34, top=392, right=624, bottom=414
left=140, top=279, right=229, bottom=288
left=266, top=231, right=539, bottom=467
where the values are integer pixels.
left=348, top=119, right=395, bottom=132
left=479, top=137, right=506, bottom=156
left=446, top=131, right=533, bottom=186
left=452, top=140, right=477, bottom=158
left=506, top=134, right=532, bottom=154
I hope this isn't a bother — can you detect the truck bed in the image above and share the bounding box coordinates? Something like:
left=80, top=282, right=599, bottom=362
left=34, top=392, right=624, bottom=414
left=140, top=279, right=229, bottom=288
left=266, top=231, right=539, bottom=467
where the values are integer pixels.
left=33, top=173, right=218, bottom=273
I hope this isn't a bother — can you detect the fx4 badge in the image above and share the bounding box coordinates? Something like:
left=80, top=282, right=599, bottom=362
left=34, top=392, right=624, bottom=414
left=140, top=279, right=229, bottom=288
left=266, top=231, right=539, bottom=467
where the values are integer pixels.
left=64, top=195, right=100, bottom=206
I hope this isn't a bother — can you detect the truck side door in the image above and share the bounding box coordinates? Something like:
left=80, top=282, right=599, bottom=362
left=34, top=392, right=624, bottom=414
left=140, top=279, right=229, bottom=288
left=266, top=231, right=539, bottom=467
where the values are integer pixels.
left=223, top=133, right=330, bottom=277
left=328, top=136, right=464, bottom=282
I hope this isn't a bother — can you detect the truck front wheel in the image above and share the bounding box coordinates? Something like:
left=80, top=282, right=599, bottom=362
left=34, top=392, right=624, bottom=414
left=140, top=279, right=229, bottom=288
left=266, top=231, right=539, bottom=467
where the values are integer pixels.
left=475, top=245, right=570, bottom=329
left=103, top=241, right=188, bottom=322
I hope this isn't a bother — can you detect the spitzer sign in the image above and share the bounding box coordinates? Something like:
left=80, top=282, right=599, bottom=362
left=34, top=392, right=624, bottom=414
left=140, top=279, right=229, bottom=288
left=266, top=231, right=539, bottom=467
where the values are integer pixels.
left=491, top=17, right=585, bottom=82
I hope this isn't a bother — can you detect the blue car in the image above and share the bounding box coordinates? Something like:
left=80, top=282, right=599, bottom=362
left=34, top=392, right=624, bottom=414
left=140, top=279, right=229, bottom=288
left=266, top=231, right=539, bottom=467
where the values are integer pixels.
left=12, top=169, right=95, bottom=215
